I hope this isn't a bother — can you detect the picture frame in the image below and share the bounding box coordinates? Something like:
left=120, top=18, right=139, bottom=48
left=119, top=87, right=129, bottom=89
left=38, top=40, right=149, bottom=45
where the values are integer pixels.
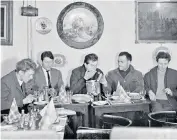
left=1, top=1, right=13, bottom=45
left=135, top=0, right=177, bottom=43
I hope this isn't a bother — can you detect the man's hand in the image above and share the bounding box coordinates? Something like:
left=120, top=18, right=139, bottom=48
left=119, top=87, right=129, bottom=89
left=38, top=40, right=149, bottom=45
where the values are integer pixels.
left=23, top=94, right=35, bottom=104
left=99, top=74, right=107, bottom=87
left=148, top=90, right=156, bottom=101
left=84, top=70, right=96, bottom=80
left=164, top=88, right=173, bottom=96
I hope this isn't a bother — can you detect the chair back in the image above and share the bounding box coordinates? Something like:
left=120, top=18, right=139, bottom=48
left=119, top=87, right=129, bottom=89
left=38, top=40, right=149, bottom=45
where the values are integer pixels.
left=77, top=127, right=111, bottom=139
left=102, top=114, right=132, bottom=129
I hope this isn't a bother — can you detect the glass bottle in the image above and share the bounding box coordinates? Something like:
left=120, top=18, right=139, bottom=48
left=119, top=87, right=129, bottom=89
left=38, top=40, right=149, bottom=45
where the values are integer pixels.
left=20, top=110, right=25, bottom=129
left=44, top=86, right=49, bottom=102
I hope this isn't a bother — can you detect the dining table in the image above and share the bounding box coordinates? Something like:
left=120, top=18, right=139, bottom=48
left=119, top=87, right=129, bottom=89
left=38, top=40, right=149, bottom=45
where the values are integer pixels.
left=1, top=116, right=67, bottom=140
left=91, top=99, right=151, bottom=128
left=54, top=102, right=90, bottom=127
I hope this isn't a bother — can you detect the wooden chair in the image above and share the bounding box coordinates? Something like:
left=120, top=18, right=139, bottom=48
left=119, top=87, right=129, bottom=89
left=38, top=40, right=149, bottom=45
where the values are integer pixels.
left=102, top=114, right=132, bottom=129
left=77, top=126, right=111, bottom=139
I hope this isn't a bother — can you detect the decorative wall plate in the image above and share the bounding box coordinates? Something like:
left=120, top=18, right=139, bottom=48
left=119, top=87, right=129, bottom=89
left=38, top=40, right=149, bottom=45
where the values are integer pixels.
left=57, top=2, right=104, bottom=49
left=53, top=54, right=66, bottom=67
left=36, top=17, right=52, bottom=34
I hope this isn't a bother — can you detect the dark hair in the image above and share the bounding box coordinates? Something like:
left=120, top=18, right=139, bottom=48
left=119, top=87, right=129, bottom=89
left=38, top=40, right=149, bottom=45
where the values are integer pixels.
left=156, top=52, right=171, bottom=62
left=119, top=52, right=132, bottom=61
left=16, top=58, right=36, bottom=72
left=84, top=53, right=98, bottom=64
left=41, top=51, right=54, bottom=61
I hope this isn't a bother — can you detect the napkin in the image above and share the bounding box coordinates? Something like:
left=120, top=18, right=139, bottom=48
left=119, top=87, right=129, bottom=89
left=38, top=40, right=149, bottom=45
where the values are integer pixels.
left=8, top=98, right=21, bottom=123
left=39, top=98, right=58, bottom=130
left=113, top=81, right=131, bottom=103
left=58, top=85, right=68, bottom=103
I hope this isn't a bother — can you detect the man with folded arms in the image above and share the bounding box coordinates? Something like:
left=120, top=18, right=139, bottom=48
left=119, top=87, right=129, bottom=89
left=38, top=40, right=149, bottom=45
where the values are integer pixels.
left=70, top=53, right=107, bottom=95
left=1, top=58, right=37, bottom=115
left=144, top=50, right=177, bottom=112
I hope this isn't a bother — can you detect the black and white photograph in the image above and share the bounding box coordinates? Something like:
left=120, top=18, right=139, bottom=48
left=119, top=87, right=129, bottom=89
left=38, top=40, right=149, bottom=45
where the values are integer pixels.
left=1, top=0, right=177, bottom=139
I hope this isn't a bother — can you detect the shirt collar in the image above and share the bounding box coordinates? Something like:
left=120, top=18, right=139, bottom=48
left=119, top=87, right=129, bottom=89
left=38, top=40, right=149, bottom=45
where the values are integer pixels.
left=16, top=73, right=23, bottom=86
left=42, top=67, right=50, bottom=73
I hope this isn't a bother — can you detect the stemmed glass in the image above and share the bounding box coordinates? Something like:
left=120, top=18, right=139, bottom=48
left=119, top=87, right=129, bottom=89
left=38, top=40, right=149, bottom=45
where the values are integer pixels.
left=140, top=89, right=146, bottom=100
left=105, top=91, right=112, bottom=105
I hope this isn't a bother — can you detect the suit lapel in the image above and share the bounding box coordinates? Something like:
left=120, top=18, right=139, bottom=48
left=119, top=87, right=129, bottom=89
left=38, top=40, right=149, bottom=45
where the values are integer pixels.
left=51, top=68, right=55, bottom=87
left=39, top=66, right=47, bottom=86
left=12, top=71, right=26, bottom=98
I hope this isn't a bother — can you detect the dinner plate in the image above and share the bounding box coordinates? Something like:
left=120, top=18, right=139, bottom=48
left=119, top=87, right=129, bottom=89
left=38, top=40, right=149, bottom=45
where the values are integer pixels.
left=111, top=96, right=119, bottom=100
left=128, top=93, right=141, bottom=100
left=56, top=108, right=76, bottom=116
left=92, top=101, right=108, bottom=106
left=50, top=124, right=64, bottom=132
left=33, top=101, right=48, bottom=105
left=72, top=94, right=91, bottom=103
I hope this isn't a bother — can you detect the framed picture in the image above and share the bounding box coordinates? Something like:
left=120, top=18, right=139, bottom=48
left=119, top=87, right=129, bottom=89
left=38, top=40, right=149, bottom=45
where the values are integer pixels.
left=57, top=2, right=104, bottom=49
left=135, top=0, right=177, bottom=43
left=1, top=1, right=13, bottom=45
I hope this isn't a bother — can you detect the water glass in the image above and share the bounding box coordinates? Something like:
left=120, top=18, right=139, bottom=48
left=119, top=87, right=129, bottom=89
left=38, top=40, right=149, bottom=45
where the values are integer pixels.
left=140, top=89, right=146, bottom=100
left=105, top=91, right=111, bottom=99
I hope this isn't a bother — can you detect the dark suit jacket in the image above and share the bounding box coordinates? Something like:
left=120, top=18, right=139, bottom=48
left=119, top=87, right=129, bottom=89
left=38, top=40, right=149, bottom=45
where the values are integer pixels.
left=1, top=70, right=26, bottom=110
left=26, top=66, right=64, bottom=94
left=70, top=65, right=103, bottom=95
left=144, top=66, right=177, bottom=110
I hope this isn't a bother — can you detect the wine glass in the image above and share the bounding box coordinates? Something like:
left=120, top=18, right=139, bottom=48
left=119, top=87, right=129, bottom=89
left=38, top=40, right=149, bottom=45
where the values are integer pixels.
left=140, top=89, right=146, bottom=100
left=105, top=91, right=111, bottom=100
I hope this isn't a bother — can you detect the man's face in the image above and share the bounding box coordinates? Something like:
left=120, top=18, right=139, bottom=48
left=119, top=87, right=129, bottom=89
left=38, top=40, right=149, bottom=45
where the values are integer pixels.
left=157, top=58, right=169, bottom=72
left=20, top=69, right=35, bottom=83
left=118, top=55, right=130, bottom=71
left=85, top=60, right=98, bottom=72
left=42, top=57, right=54, bottom=71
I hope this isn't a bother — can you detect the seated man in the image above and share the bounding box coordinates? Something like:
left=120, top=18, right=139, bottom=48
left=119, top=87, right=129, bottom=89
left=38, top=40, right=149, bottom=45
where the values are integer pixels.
left=106, top=52, right=144, bottom=94
left=105, top=52, right=144, bottom=126
left=27, top=51, right=64, bottom=95
left=144, top=50, right=177, bottom=112
left=1, top=58, right=37, bottom=114
left=70, top=53, right=107, bottom=95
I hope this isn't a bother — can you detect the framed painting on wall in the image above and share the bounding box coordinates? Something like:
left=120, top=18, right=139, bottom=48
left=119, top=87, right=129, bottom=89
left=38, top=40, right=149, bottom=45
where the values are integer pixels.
left=135, top=0, right=177, bottom=43
left=1, top=1, right=13, bottom=45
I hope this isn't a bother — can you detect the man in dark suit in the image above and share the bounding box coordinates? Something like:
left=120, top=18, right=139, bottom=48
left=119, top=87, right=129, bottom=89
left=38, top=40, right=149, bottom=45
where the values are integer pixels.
left=27, top=51, right=64, bottom=94
left=1, top=58, right=37, bottom=114
left=70, top=53, right=107, bottom=95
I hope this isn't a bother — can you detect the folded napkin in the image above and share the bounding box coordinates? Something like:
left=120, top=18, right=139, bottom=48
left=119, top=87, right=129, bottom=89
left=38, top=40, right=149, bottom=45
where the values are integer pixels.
left=8, top=98, right=21, bottom=123
left=113, top=82, right=131, bottom=103
left=39, top=98, right=58, bottom=130
left=58, top=85, right=68, bottom=103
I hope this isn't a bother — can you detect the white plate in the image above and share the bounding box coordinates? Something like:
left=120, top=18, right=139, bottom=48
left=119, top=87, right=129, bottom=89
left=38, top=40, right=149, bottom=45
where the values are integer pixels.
left=33, top=101, right=48, bottom=105
left=111, top=96, right=119, bottom=100
left=93, top=101, right=107, bottom=106
left=72, top=94, right=91, bottom=103
left=129, top=93, right=141, bottom=100
left=56, top=108, right=76, bottom=116
left=50, top=124, right=64, bottom=132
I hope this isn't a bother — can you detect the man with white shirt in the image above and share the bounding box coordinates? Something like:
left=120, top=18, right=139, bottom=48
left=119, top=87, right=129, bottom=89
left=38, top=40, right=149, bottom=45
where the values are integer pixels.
left=27, top=51, right=64, bottom=94
left=1, top=58, right=37, bottom=114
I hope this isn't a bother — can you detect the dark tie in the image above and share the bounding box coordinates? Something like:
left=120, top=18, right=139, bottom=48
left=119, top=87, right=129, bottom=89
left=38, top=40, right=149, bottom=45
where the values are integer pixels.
left=21, top=82, right=25, bottom=94
left=46, top=70, right=52, bottom=88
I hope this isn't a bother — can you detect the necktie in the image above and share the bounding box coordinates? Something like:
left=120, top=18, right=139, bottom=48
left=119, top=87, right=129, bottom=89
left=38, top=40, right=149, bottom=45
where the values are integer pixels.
left=46, top=70, right=52, bottom=88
